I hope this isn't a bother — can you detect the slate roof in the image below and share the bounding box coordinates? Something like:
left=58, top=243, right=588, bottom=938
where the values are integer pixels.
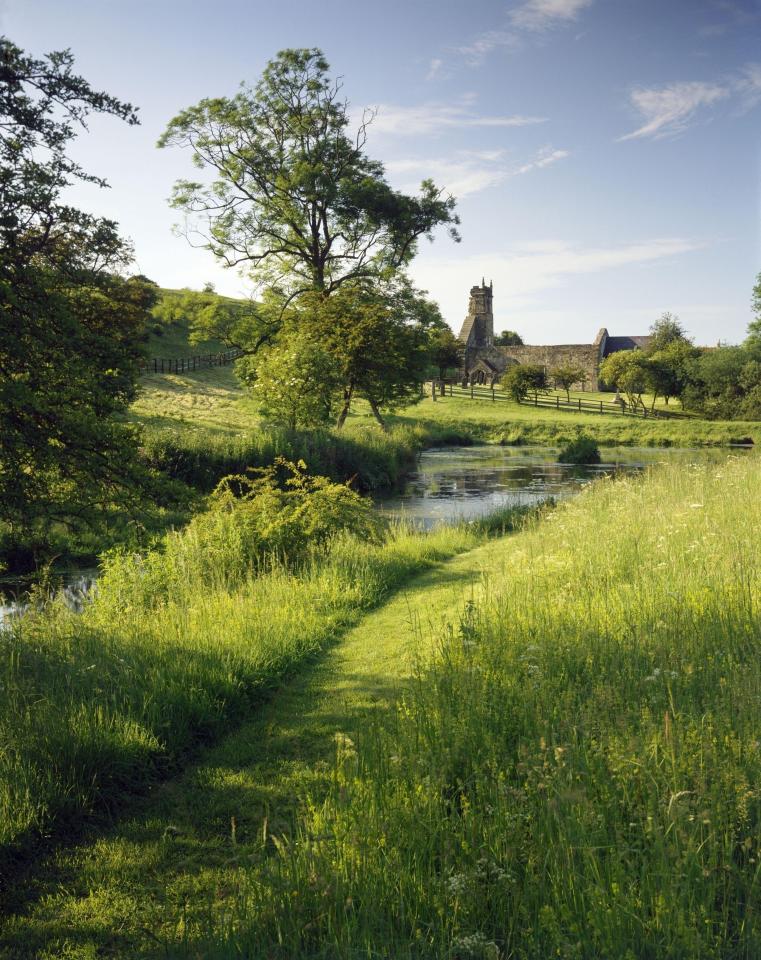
left=603, top=335, right=652, bottom=356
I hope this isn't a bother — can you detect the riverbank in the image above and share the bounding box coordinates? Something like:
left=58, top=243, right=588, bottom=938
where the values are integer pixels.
left=2, top=451, right=759, bottom=957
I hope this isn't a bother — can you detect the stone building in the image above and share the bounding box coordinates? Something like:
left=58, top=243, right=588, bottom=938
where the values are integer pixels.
left=457, top=280, right=651, bottom=391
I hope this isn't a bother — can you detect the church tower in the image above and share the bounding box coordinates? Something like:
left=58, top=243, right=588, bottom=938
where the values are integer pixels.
left=458, top=279, right=494, bottom=351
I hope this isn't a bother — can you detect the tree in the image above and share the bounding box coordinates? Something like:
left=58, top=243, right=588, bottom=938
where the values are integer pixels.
left=745, top=272, right=761, bottom=356
left=0, top=38, right=154, bottom=540
left=502, top=364, right=547, bottom=402
left=599, top=351, right=649, bottom=409
left=237, top=331, right=342, bottom=430
left=550, top=364, right=586, bottom=401
left=647, top=339, right=699, bottom=406
left=301, top=281, right=435, bottom=429
left=158, top=48, right=459, bottom=331
left=494, top=330, right=524, bottom=346
left=428, top=326, right=463, bottom=380
left=648, top=312, right=688, bottom=354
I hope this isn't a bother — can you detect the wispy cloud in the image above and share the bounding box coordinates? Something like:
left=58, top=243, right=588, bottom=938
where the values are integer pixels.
left=455, top=0, right=594, bottom=65
left=411, top=237, right=708, bottom=335
left=514, top=146, right=570, bottom=175
left=509, top=0, right=595, bottom=32
left=619, top=64, right=761, bottom=140
left=386, top=146, right=570, bottom=199
left=425, top=58, right=443, bottom=81
left=367, top=98, right=547, bottom=137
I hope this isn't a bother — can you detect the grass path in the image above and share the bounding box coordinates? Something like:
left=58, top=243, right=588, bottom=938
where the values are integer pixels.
left=1, top=534, right=514, bottom=958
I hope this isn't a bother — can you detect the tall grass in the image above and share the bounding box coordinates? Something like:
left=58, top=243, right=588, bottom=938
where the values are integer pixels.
left=0, top=506, right=503, bottom=864
left=217, top=453, right=761, bottom=958
left=141, top=421, right=471, bottom=494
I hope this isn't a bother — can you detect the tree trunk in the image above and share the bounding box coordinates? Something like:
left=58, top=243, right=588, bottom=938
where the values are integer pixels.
left=368, top=398, right=387, bottom=431
left=335, top=384, right=354, bottom=429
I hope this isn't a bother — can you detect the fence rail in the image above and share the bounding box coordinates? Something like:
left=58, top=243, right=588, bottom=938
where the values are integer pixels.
left=140, top=348, right=243, bottom=376
left=432, top=382, right=688, bottom=420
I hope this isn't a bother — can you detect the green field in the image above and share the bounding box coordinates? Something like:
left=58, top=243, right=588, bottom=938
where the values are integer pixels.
left=2, top=453, right=760, bottom=957
left=130, top=362, right=760, bottom=450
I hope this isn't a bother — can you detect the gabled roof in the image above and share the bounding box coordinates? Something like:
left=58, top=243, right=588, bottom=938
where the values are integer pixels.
left=470, top=357, right=499, bottom=373
left=458, top=315, right=476, bottom=345
left=603, top=335, right=652, bottom=356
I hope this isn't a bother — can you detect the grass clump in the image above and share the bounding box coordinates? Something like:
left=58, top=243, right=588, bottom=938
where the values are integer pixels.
left=216, top=453, right=761, bottom=958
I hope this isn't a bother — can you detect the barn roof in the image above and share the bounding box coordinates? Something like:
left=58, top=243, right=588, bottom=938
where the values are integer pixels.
left=603, top=335, right=652, bottom=356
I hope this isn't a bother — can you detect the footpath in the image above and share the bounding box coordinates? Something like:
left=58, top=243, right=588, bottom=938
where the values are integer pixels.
left=1, top=534, right=514, bottom=958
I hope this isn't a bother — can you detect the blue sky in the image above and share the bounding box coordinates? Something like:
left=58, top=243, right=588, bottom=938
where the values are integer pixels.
left=3, top=0, right=760, bottom=344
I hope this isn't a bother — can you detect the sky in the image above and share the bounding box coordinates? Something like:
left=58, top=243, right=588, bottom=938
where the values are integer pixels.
left=3, top=0, right=760, bottom=345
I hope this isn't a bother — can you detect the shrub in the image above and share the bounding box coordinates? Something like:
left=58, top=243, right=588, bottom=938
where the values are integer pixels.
left=558, top=433, right=601, bottom=464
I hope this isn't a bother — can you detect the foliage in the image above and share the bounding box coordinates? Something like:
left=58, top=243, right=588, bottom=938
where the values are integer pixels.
left=300, top=282, right=436, bottom=428
left=158, top=47, right=459, bottom=319
left=502, top=363, right=547, bottom=402
left=599, top=350, right=649, bottom=407
left=550, top=363, right=586, bottom=401
left=237, top=331, right=342, bottom=429
left=682, top=344, right=761, bottom=420
left=428, top=325, right=464, bottom=379
left=494, top=329, right=523, bottom=346
left=0, top=38, right=155, bottom=541
left=557, top=432, right=600, bottom=463
left=647, top=311, right=689, bottom=353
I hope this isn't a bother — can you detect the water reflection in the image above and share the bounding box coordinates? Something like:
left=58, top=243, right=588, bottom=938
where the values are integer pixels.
left=377, top=445, right=734, bottom=527
left=0, top=570, right=98, bottom=629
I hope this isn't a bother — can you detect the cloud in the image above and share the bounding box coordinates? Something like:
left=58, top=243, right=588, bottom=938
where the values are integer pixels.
left=455, top=0, right=594, bottom=65
left=619, top=63, right=761, bottom=140
left=509, top=0, right=595, bottom=32
left=618, top=81, right=729, bottom=141
left=410, top=237, right=707, bottom=335
left=386, top=145, right=569, bottom=198
left=426, top=58, right=443, bottom=81
left=367, top=99, right=547, bottom=137
left=513, top=146, right=570, bottom=175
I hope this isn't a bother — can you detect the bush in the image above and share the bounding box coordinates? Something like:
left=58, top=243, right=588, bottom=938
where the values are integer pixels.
left=558, top=433, right=601, bottom=464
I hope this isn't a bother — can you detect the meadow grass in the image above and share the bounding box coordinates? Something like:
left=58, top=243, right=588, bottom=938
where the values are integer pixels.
left=389, top=393, right=761, bottom=447
left=192, top=452, right=761, bottom=958
left=0, top=509, right=512, bottom=870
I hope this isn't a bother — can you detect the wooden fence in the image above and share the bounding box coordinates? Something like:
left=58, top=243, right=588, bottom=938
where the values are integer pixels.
left=140, top=348, right=243, bottom=376
left=429, top=382, right=688, bottom=420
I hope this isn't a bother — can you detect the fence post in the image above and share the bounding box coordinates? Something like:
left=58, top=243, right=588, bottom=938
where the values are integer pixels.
left=600, top=401, right=603, bottom=413
left=431, top=380, right=437, bottom=402
left=491, top=386, right=495, bottom=401
left=556, top=395, right=559, bottom=409
left=450, top=383, right=453, bottom=397
left=578, top=398, right=582, bottom=411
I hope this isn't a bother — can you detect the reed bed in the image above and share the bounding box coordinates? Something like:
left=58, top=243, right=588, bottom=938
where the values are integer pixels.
left=216, top=453, right=761, bottom=959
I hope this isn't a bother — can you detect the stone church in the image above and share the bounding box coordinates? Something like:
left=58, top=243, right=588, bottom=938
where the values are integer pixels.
left=457, top=280, right=651, bottom=391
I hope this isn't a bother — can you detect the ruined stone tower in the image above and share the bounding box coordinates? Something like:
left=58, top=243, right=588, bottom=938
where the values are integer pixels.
left=458, top=279, right=494, bottom=352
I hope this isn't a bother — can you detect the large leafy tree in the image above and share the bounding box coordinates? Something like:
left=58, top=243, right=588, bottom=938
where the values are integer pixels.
left=0, top=38, right=152, bottom=539
left=300, top=281, right=436, bottom=429
left=158, top=48, right=459, bottom=338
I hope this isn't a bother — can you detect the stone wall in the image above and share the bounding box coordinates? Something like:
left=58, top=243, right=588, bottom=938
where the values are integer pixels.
left=498, top=343, right=603, bottom=390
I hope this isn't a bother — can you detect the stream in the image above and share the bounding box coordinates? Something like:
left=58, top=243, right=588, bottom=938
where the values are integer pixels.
left=0, top=445, right=746, bottom=626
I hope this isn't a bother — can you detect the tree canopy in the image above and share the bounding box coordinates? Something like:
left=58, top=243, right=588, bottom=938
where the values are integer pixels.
left=0, top=38, right=152, bottom=538
left=158, top=48, right=460, bottom=315
left=494, top=330, right=524, bottom=346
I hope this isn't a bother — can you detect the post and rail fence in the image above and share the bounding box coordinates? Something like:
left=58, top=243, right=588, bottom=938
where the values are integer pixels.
left=426, top=380, right=689, bottom=420
left=139, top=348, right=244, bottom=376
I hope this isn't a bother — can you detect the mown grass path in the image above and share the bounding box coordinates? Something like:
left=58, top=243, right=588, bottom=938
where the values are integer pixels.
left=1, top=535, right=513, bottom=958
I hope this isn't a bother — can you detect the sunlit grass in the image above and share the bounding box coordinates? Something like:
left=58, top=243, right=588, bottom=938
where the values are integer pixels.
left=206, top=453, right=761, bottom=958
